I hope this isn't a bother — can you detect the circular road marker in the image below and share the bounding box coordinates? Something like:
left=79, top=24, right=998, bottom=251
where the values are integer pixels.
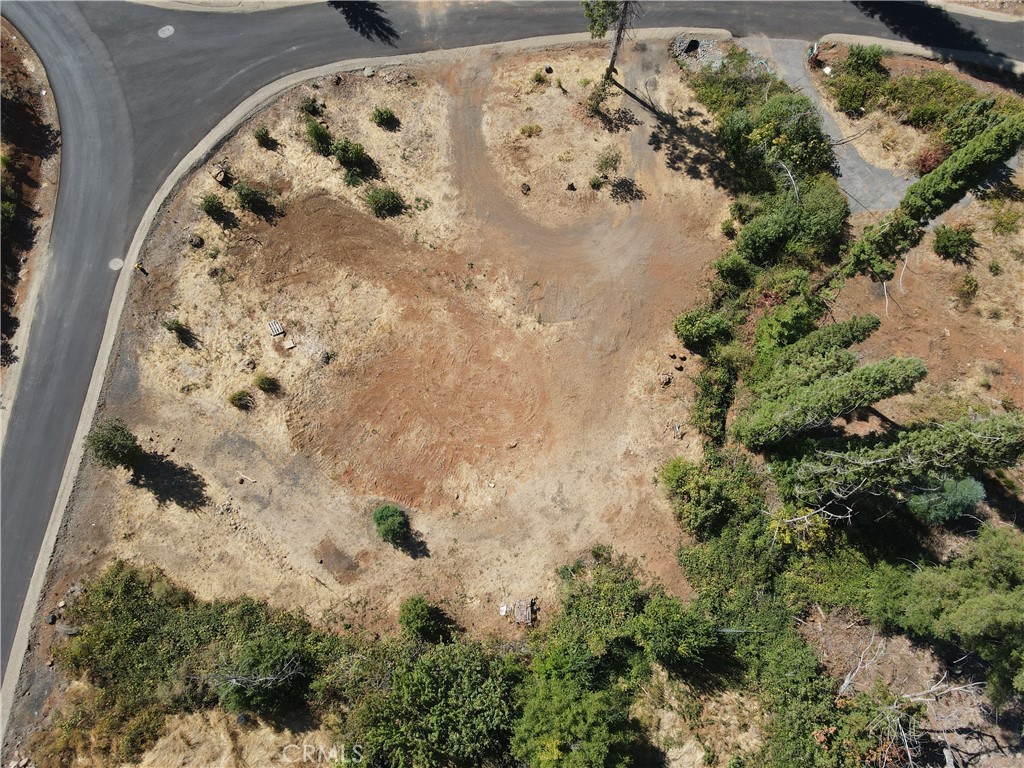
left=158, top=25, right=175, bottom=38
left=109, top=258, right=124, bottom=271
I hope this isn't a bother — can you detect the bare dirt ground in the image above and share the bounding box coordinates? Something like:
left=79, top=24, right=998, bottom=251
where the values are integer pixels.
left=11, top=42, right=736, bottom=763
left=809, top=44, right=1021, bottom=174
left=0, top=16, right=60, bottom=370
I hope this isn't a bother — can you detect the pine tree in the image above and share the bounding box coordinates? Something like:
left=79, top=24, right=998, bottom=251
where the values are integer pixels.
left=778, top=414, right=1024, bottom=510
left=735, top=357, right=927, bottom=448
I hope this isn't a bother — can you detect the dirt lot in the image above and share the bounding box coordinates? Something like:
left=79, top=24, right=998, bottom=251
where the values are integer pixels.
left=0, top=16, right=60, bottom=369
left=7, top=41, right=738, bottom=762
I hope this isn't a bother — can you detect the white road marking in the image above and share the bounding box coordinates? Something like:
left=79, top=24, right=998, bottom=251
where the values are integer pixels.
left=158, top=25, right=175, bottom=38
left=108, top=258, right=124, bottom=271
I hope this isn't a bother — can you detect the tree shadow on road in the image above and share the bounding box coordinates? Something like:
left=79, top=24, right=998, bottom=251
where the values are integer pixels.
left=852, top=1, right=1022, bottom=85
left=129, top=451, right=211, bottom=511
left=326, top=1, right=399, bottom=46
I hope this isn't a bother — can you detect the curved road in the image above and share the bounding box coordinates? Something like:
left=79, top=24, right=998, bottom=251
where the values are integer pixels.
left=1, top=0, right=1021, bottom=679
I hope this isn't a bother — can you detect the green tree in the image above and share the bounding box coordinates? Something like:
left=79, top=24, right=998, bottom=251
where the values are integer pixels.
left=779, top=414, right=1024, bottom=509
left=581, top=0, right=620, bottom=38
left=901, top=112, right=1024, bottom=223
left=734, top=357, right=928, bottom=448
left=215, top=630, right=309, bottom=715
left=901, top=525, right=1024, bottom=707
left=373, top=504, right=410, bottom=545
left=513, top=679, right=634, bottom=768
left=768, top=315, right=880, bottom=371
left=352, top=640, right=522, bottom=766
left=85, top=417, right=142, bottom=469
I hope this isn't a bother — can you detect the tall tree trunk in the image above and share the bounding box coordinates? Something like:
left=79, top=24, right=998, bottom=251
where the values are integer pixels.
left=606, top=1, right=633, bottom=77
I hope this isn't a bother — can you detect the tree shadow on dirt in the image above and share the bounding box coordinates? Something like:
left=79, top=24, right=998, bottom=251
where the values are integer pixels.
left=129, top=451, right=211, bottom=511
left=246, top=196, right=284, bottom=226
left=851, top=1, right=1022, bottom=85
left=611, top=80, right=733, bottom=188
left=397, top=528, right=430, bottom=560
left=208, top=208, right=240, bottom=231
left=609, top=177, right=645, bottom=203
left=981, top=473, right=1024, bottom=532
left=596, top=106, right=642, bottom=134
left=326, top=1, right=399, bottom=47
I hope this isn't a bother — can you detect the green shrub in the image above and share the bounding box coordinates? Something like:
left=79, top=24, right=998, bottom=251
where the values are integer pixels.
left=233, top=181, right=267, bottom=212
left=298, top=95, right=321, bottom=116
left=371, top=106, right=399, bottom=129
left=362, top=185, right=405, bottom=218
left=720, top=219, right=737, bottom=239
left=674, top=306, right=732, bottom=354
left=397, top=595, right=453, bottom=643
left=519, top=123, right=542, bottom=138
left=907, top=476, right=985, bottom=523
left=691, top=363, right=736, bottom=444
left=85, top=417, right=141, bottom=469
left=215, top=629, right=310, bottom=716
left=1, top=200, right=15, bottom=237
left=530, top=68, right=549, bottom=86
left=734, top=204, right=800, bottom=266
left=588, top=174, right=604, bottom=190
left=305, top=118, right=332, bottom=155
left=989, top=260, right=1003, bottom=276
left=585, top=77, right=611, bottom=117
left=161, top=318, right=196, bottom=346
left=254, top=372, right=281, bottom=395
left=956, top=273, right=979, bottom=303
left=228, top=389, right=255, bottom=410
left=253, top=124, right=273, bottom=149
left=713, top=251, right=756, bottom=287
left=828, top=45, right=888, bottom=116
left=885, top=71, right=977, bottom=130
left=595, top=146, right=621, bottom=175
left=932, top=223, right=977, bottom=262
left=354, top=640, right=521, bottom=766
left=198, top=193, right=227, bottom=219
left=661, top=451, right=762, bottom=538
left=331, top=137, right=376, bottom=185
left=373, top=504, right=410, bottom=544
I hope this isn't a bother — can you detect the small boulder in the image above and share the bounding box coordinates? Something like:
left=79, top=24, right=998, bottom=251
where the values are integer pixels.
left=363, top=67, right=375, bottom=78
left=520, top=183, right=531, bottom=195
left=567, top=183, right=576, bottom=191
left=189, top=234, right=204, bottom=249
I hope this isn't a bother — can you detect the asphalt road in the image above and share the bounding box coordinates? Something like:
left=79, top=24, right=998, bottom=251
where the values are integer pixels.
left=1, top=0, right=1021, bottom=679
